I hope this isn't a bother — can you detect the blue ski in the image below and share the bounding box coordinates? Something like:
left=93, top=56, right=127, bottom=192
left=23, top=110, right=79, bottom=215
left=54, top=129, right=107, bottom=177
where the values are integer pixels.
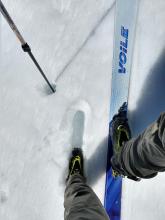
left=104, top=1, right=139, bottom=219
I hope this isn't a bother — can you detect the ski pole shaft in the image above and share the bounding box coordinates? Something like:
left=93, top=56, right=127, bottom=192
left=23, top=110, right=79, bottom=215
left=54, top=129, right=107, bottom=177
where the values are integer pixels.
left=0, top=1, right=55, bottom=93
left=28, top=50, right=55, bottom=93
left=0, top=1, right=26, bottom=45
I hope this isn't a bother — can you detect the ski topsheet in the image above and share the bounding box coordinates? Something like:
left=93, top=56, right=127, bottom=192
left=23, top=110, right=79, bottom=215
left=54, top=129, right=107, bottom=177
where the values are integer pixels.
left=104, top=1, right=139, bottom=219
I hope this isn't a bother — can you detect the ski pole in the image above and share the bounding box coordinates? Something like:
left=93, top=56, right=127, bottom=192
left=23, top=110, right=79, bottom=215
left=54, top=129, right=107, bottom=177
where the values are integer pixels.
left=0, top=1, right=55, bottom=93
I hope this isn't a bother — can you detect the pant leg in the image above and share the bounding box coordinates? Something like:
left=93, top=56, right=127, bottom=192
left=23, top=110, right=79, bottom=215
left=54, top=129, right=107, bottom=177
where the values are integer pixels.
left=112, top=112, right=165, bottom=179
left=64, top=174, right=109, bottom=220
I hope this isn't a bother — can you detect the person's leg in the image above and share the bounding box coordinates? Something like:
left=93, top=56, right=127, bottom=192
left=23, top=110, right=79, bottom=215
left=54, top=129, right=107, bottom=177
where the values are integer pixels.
left=64, top=148, right=109, bottom=220
left=64, top=174, right=109, bottom=220
left=112, top=112, right=165, bottom=179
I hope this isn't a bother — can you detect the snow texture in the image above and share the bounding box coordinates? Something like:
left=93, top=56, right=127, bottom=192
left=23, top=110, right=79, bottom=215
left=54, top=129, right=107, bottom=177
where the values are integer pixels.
left=0, top=0, right=165, bottom=220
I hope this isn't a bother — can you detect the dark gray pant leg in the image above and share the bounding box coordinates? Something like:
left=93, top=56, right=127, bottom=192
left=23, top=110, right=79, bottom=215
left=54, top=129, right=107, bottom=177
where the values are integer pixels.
left=115, top=112, right=165, bottom=178
left=64, top=174, right=109, bottom=220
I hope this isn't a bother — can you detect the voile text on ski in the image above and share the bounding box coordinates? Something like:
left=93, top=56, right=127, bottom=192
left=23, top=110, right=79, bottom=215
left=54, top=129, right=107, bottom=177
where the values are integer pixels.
left=118, top=26, right=129, bottom=74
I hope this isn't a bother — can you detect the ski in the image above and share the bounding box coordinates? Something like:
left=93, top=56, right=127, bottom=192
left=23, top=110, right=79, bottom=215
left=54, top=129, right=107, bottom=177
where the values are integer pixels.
left=104, top=1, right=139, bottom=219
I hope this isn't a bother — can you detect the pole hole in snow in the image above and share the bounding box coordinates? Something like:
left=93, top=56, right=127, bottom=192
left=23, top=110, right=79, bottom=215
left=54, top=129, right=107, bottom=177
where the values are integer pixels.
left=37, top=83, right=56, bottom=96
left=0, top=190, right=8, bottom=204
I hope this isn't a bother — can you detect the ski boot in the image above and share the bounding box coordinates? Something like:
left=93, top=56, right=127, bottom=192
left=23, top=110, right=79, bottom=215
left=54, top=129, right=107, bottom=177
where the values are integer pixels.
left=67, top=148, right=84, bottom=181
left=110, top=102, right=141, bottom=181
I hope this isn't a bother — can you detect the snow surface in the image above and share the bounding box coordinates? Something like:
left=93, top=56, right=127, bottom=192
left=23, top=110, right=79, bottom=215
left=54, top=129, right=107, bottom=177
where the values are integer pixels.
left=0, top=0, right=165, bottom=220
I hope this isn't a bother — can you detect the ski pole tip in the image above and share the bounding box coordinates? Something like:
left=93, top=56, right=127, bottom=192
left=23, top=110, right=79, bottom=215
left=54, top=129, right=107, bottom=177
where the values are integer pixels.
left=50, top=83, right=56, bottom=93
